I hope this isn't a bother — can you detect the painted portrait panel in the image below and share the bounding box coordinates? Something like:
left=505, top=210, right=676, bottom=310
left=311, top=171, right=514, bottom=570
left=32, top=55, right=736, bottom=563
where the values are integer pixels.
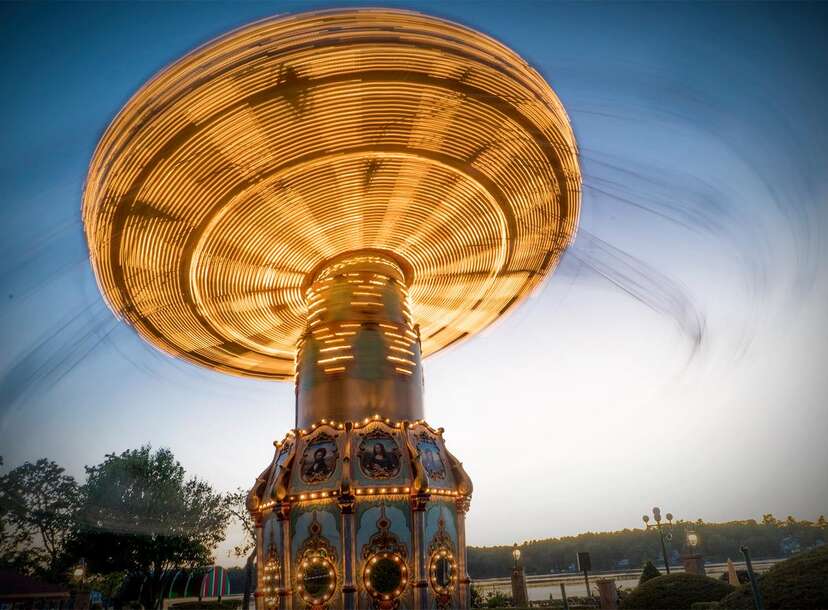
left=300, top=433, right=339, bottom=483
left=417, top=437, right=446, bottom=480
left=358, top=429, right=402, bottom=479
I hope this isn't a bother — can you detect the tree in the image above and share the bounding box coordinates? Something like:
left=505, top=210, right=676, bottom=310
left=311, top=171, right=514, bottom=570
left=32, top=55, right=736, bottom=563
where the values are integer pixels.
left=223, top=488, right=256, bottom=610
left=638, top=559, right=661, bottom=584
left=785, top=515, right=797, bottom=528
left=87, top=571, right=128, bottom=608
left=69, top=446, right=229, bottom=609
left=0, top=456, right=37, bottom=573
left=0, top=457, right=81, bottom=577
left=467, top=517, right=828, bottom=578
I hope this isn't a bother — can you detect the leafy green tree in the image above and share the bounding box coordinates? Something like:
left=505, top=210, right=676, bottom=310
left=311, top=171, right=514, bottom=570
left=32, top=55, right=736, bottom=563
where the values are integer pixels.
left=222, top=488, right=256, bottom=610
left=0, top=457, right=81, bottom=577
left=69, top=446, right=229, bottom=609
left=638, top=559, right=661, bottom=584
left=762, top=513, right=779, bottom=526
left=0, top=456, right=37, bottom=573
left=87, top=571, right=128, bottom=606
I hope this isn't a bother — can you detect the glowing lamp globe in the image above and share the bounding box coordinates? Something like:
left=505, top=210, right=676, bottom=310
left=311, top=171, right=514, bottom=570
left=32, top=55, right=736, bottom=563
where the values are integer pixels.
left=687, top=531, right=700, bottom=548
left=82, top=9, right=580, bottom=609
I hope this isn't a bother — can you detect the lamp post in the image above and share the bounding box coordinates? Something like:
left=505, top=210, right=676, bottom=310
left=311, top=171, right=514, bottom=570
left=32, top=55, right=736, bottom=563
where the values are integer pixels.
left=511, top=544, right=529, bottom=608
left=643, top=507, right=673, bottom=574
left=71, top=558, right=90, bottom=610
left=72, top=559, right=86, bottom=583
left=682, top=530, right=705, bottom=575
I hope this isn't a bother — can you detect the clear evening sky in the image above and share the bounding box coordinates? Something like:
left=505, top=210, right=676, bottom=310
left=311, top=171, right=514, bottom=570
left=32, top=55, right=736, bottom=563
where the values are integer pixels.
left=1, top=1, right=826, bottom=564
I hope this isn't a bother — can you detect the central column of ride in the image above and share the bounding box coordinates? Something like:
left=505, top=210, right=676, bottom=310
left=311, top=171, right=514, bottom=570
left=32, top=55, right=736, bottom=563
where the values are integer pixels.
left=295, top=252, right=424, bottom=429
left=251, top=251, right=472, bottom=610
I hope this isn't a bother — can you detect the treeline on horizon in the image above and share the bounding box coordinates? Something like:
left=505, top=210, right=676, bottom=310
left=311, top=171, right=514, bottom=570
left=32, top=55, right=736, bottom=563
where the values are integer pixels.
left=467, top=515, right=827, bottom=579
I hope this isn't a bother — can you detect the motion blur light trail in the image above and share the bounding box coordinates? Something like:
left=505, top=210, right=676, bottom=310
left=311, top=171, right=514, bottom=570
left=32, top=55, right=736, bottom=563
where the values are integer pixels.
left=0, top=3, right=824, bottom=427
left=81, top=9, right=582, bottom=380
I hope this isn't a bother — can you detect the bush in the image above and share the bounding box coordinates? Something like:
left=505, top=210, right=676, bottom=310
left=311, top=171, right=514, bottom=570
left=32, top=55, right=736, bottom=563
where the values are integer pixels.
left=484, top=591, right=513, bottom=608
left=639, top=560, right=662, bottom=584
left=718, top=545, right=828, bottom=609
left=622, top=573, right=734, bottom=610
left=471, top=586, right=484, bottom=608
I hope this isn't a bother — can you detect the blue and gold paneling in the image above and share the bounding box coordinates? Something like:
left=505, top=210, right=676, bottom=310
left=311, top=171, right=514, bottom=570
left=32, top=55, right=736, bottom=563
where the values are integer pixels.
left=249, top=417, right=471, bottom=610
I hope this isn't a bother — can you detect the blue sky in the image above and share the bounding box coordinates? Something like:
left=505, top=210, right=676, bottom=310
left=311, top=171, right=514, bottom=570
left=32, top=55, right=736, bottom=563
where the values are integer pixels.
left=1, top=1, right=827, bottom=562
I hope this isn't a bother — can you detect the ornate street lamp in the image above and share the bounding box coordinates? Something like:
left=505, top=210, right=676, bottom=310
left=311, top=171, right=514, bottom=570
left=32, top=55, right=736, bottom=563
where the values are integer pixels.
left=643, top=508, right=673, bottom=574
left=71, top=559, right=90, bottom=610
left=511, top=544, right=529, bottom=608
left=72, top=558, right=86, bottom=584
left=682, top=529, right=706, bottom=575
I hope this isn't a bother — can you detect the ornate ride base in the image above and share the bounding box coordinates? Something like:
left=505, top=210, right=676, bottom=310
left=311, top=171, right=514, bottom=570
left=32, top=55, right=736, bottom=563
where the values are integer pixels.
left=248, top=417, right=472, bottom=610
left=248, top=254, right=472, bottom=610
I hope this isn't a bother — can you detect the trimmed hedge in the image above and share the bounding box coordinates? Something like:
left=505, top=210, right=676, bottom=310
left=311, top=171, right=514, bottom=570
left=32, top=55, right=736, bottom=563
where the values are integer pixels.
left=622, top=573, right=734, bottom=610
left=718, top=545, right=828, bottom=609
left=639, top=560, right=662, bottom=585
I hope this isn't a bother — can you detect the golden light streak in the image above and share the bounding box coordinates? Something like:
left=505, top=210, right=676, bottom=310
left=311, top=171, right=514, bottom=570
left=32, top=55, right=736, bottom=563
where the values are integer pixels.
left=82, top=8, right=581, bottom=379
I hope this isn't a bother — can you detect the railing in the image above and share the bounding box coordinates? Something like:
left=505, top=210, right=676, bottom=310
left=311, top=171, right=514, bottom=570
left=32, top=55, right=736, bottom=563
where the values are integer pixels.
left=472, top=558, right=781, bottom=601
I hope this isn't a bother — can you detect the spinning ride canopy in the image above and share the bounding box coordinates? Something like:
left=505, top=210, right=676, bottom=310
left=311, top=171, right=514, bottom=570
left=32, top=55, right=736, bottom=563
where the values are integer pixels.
left=82, top=8, right=581, bottom=380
